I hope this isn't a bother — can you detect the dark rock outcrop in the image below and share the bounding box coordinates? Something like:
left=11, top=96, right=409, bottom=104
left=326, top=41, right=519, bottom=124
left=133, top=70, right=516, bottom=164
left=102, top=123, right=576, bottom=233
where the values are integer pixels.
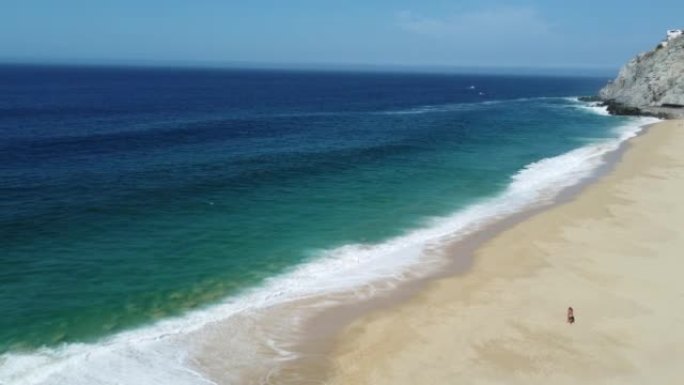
left=601, top=100, right=674, bottom=119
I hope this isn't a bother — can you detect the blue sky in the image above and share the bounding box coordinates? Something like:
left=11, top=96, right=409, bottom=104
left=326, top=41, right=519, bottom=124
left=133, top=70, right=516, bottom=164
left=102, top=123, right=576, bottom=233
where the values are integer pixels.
left=1, top=0, right=682, bottom=71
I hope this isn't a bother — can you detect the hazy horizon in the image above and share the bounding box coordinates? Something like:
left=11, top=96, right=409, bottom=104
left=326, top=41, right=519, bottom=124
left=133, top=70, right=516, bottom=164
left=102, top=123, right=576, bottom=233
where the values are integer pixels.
left=0, top=59, right=618, bottom=78
left=2, top=1, right=682, bottom=73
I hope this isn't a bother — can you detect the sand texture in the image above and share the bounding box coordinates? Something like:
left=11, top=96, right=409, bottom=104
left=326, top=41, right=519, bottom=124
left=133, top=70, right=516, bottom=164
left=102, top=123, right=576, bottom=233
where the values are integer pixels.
left=327, top=120, right=684, bottom=385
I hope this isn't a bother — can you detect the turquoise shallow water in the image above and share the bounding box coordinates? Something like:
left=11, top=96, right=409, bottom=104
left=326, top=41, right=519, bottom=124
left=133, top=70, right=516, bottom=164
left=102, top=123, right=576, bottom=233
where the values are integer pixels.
left=0, top=66, right=630, bottom=356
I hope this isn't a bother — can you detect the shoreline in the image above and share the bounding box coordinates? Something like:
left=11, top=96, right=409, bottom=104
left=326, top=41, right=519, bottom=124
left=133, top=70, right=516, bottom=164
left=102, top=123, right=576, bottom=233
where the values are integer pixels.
left=190, top=113, right=662, bottom=384
left=0, top=103, right=660, bottom=385
left=253, top=118, right=662, bottom=384
left=322, top=119, right=684, bottom=384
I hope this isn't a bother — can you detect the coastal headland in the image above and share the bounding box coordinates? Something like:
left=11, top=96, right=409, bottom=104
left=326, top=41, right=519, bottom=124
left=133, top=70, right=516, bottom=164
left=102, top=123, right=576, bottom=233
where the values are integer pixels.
left=599, top=32, right=684, bottom=119
left=325, top=119, right=684, bottom=384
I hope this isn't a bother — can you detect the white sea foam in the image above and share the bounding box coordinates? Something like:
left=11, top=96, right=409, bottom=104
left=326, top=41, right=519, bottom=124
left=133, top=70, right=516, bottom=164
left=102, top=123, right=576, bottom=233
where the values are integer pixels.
left=0, top=112, right=660, bottom=385
left=562, top=96, right=611, bottom=116
left=580, top=103, right=611, bottom=116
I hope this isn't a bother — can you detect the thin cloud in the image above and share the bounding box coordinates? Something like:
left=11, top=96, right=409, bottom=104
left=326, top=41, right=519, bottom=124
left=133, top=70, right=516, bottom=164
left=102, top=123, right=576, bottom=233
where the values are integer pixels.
left=397, top=7, right=551, bottom=40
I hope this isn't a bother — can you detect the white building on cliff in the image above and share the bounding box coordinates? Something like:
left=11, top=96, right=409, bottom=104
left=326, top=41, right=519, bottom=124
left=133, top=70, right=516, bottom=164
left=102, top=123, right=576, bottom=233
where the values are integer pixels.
left=658, top=29, right=682, bottom=48
left=667, top=29, right=683, bottom=40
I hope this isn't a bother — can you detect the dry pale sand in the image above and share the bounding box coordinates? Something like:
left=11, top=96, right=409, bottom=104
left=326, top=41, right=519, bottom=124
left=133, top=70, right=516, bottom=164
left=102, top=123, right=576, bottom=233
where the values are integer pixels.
left=326, top=120, right=684, bottom=385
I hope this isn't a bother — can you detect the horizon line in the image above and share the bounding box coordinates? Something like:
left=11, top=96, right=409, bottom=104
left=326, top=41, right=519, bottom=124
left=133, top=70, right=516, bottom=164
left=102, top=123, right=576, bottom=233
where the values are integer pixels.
left=0, top=58, right=618, bottom=78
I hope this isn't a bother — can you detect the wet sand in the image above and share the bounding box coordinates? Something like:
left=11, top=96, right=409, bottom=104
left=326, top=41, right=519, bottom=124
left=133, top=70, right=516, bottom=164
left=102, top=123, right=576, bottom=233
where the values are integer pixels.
left=325, top=119, right=684, bottom=385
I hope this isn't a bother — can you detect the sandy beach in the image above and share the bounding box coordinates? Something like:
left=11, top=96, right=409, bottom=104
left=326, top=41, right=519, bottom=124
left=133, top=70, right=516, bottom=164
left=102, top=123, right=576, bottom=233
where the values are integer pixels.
left=326, top=119, right=684, bottom=385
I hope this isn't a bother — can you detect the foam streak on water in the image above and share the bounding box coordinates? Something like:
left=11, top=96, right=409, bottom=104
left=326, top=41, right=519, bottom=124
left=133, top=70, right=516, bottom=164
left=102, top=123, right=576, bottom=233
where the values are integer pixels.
left=0, top=109, right=659, bottom=385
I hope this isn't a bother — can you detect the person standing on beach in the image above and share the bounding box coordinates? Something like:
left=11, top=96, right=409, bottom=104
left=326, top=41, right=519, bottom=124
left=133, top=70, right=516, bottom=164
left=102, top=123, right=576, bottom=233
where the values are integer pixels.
left=567, top=307, right=575, bottom=324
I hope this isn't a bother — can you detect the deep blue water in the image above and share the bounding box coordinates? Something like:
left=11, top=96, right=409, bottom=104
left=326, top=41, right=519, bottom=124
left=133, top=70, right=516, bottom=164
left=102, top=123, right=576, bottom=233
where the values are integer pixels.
left=0, top=65, right=620, bottom=354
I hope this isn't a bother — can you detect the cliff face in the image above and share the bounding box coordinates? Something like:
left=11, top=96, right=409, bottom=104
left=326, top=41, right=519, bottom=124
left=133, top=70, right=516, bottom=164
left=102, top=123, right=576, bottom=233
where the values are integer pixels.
left=599, top=34, right=684, bottom=118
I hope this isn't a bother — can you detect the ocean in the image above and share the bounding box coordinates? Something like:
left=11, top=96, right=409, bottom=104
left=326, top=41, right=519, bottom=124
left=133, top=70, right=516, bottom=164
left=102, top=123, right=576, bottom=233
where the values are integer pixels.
left=0, top=65, right=656, bottom=384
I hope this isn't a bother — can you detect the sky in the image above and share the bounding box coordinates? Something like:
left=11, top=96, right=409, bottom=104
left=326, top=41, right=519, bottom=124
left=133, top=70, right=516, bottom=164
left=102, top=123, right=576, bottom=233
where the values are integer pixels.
left=1, top=0, right=683, bottom=72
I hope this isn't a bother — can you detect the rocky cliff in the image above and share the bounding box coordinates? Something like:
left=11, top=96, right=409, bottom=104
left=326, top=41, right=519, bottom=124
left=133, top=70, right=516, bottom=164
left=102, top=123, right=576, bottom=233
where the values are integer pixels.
left=599, top=33, right=684, bottom=118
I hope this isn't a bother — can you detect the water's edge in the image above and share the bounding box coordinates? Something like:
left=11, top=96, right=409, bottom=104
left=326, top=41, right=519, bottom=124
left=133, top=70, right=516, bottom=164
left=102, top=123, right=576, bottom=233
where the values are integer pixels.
left=250, top=119, right=661, bottom=385
left=0, top=101, right=657, bottom=385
